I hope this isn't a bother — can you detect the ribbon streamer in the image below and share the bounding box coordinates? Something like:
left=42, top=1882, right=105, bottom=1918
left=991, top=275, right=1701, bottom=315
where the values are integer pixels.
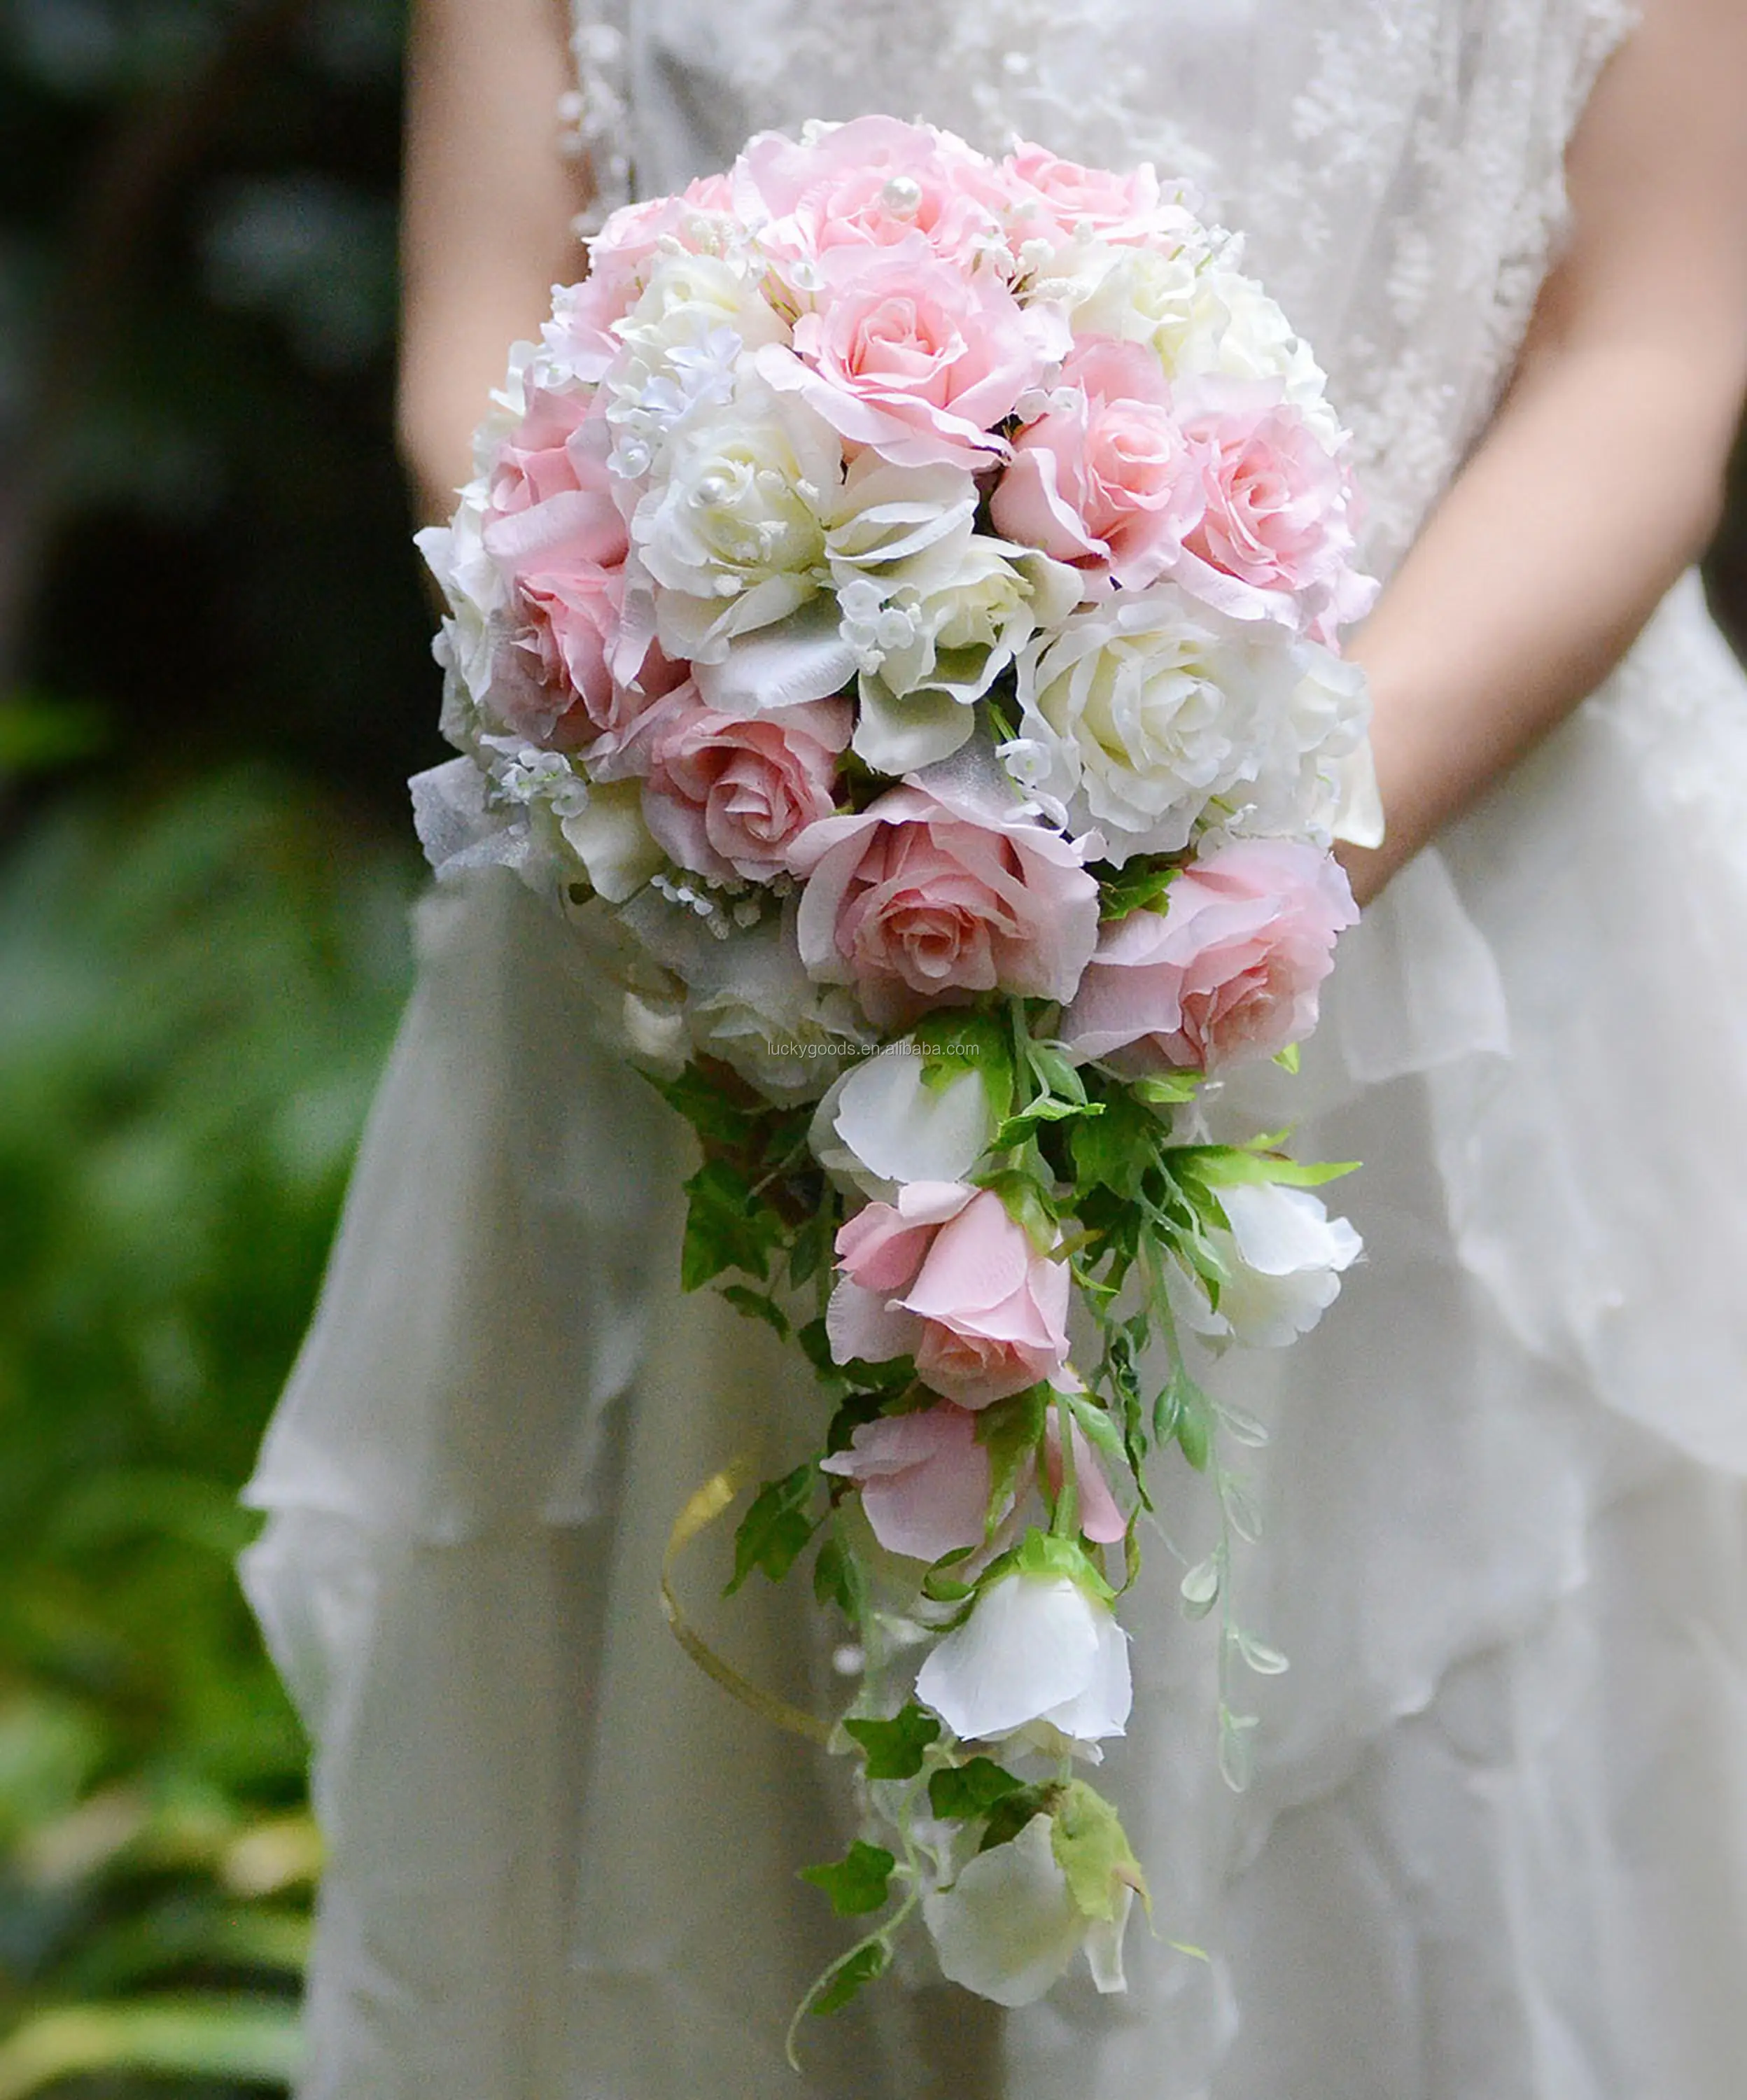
left=661, top=1463, right=832, bottom=1747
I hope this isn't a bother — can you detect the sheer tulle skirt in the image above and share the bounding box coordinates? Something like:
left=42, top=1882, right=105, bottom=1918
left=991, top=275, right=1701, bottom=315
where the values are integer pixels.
left=245, top=572, right=1747, bottom=2098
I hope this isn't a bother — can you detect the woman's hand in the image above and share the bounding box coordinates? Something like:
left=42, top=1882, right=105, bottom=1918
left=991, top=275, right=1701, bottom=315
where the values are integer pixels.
left=1338, top=0, right=1747, bottom=906
left=399, top=0, right=593, bottom=525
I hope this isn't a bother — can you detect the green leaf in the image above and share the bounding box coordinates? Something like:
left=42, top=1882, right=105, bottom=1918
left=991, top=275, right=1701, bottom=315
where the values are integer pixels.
left=720, top=1284, right=790, bottom=1339
left=652, top=1065, right=758, bottom=1149
left=787, top=1208, right=834, bottom=1289
left=992, top=1096, right=1104, bottom=1149
left=1130, top=1070, right=1201, bottom=1106
left=1062, top=1390, right=1130, bottom=1508
left=1173, top=1376, right=1215, bottom=1474
left=1013, top=1525, right=1116, bottom=1604
left=813, top=1534, right=868, bottom=1622
left=800, top=1840, right=897, bottom=1918
left=726, top=1464, right=820, bottom=1594
left=978, top=1782, right=1058, bottom=1853
left=913, top=1010, right=1014, bottom=1121
left=1273, top=1041, right=1301, bottom=1074
left=974, top=1167, right=1058, bottom=1250
left=1172, top=1144, right=1359, bottom=1191
left=680, top=1158, right=785, bottom=1289
left=1070, top=1091, right=1163, bottom=1203
left=808, top=1938, right=891, bottom=2017
left=1090, top=857, right=1180, bottom=920
left=975, top=1386, right=1048, bottom=1539
left=927, top=1757, right=1025, bottom=1822
left=1051, top=1781, right=1149, bottom=1923
left=1024, top=1040, right=1088, bottom=1105
left=843, top=1703, right=941, bottom=1780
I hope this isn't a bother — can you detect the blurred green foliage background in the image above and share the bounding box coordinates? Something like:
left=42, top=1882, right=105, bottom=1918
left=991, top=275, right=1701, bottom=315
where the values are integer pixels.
left=1, top=4, right=1745, bottom=2093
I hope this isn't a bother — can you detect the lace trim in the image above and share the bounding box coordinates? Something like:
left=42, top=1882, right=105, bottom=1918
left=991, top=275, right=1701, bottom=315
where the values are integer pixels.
left=564, top=1, right=633, bottom=235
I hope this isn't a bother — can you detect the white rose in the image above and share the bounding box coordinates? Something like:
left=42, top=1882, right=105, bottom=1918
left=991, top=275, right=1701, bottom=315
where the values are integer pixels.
left=1172, top=266, right=1344, bottom=451
left=836, top=528, right=1083, bottom=774
left=1232, top=643, right=1373, bottom=844
left=615, top=894, right=871, bottom=1102
left=603, top=251, right=790, bottom=480
left=922, top=1810, right=1135, bottom=2008
left=1175, top=1181, right=1362, bottom=1350
left=915, top=1557, right=1132, bottom=1756
left=809, top=1046, right=996, bottom=1194
left=1013, top=582, right=1291, bottom=858
left=559, top=780, right=665, bottom=902
left=631, top=379, right=842, bottom=664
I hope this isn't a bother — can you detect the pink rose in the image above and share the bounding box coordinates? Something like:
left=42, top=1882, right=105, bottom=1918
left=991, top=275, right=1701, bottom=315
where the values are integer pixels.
left=819, top=1402, right=992, bottom=1562
left=995, top=143, right=1198, bottom=249
left=755, top=239, right=1062, bottom=471
left=1063, top=839, right=1357, bottom=1074
left=1172, top=385, right=1372, bottom=644
left=787, top=779, right=1100, bottom=1029
left=990, top=337, right=1202, bottom=589
left=829, top=1182, right=1072, bottom=1408
left=642, top=697, right=850, bottom=882
left=739, top=116, right=1006, bottom=277
left=487, top=385, right=597, bottom=516
left=1043, top=1412, right=1128, bottom=1545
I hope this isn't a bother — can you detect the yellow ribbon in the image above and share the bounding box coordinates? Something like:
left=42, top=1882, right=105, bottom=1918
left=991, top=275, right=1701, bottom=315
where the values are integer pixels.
left=660, top=1463, right=832, bottom=1747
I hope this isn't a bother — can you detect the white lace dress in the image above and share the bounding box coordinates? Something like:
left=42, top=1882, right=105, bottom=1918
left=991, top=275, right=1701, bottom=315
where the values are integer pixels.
left=243, top=4, right=1747, bottom=2094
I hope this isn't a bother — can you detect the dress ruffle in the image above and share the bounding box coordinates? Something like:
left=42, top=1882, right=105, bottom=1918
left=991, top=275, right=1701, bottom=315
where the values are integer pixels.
left=246, top=577, right=1747, bottom=2099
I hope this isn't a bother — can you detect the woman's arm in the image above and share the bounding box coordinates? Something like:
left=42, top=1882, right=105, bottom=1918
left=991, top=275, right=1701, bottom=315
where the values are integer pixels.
left=399, top=0, right=591, bottom=524
left=1340, top=0, right=1747, bottom=905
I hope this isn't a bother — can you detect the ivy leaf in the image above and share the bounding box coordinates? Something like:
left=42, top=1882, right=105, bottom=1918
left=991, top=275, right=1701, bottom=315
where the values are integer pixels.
left=913, top=1009, right=1015, bottom=1121
left=992, top=1096, right=1104, bottom=1150
left=680, top=1158, right=785, bottom=1289
left=813, top=1534, right=868, bottom=1622
left=928, top=1757, right=1025, bottom=1822
left=843, top=1702, right=941, bottom=1780
left=788, top=1208, right=834, bottom=1289
left=1091, top=857, right=1179, bottom=920
left=1051, top=1780, right=1150, bottom=1921
left=974, top=1167, right=1058, bottom=1250
left=1070, top=1091, right=1163, bottom=1203
left=975, top=1385, right=1048, bottom=1539
left=808, top=1938, right=890, bottom=2017
left=720, top=1284, right=790, bottom=1339
left=650, top=1064, right=757, bottom=1149
left=800, top=1841, right=896, bottom=1917
left=978, top=1782, right=1058, bottom=1853
left=726, top=1463, right=820, bottom=1594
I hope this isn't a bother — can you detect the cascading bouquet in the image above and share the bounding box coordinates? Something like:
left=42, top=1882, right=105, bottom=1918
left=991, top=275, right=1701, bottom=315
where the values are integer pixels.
left=414, top=115, right=1379, bottom=2032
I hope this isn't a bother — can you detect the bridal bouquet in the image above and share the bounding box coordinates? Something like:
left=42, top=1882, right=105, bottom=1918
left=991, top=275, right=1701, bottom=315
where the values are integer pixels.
left=414, top=115, right=1376, bottom=2029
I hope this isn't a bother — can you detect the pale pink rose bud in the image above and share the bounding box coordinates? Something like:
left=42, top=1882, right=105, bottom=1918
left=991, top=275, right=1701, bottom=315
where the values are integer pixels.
left=829, top=1184, right=1072, bottom=1408
left=739, top=115, right=1007, bottom=279
left=486, top=385, right=596, bottom=516
left=991, top=337, right=1203, bottom=589
left=1063, top=839, right=1357, bottom=1074
left=757, top=239, right=1060, bottom=472
left=642, top=698, right=850, bottom=883
left=1042, top=1414, right=1128, bottom=1544
left=787, top=780, right=1100, bottom=1030
left=995, top=142, right=1198, bottom=248
left=819, top=1402, right=992, bottom=1562
left=1171, top=385, right=1368, bottom=643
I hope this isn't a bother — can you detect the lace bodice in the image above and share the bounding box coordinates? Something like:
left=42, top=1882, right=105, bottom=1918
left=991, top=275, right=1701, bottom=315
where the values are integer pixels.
left=569, top=0, right=1632, bottom=571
